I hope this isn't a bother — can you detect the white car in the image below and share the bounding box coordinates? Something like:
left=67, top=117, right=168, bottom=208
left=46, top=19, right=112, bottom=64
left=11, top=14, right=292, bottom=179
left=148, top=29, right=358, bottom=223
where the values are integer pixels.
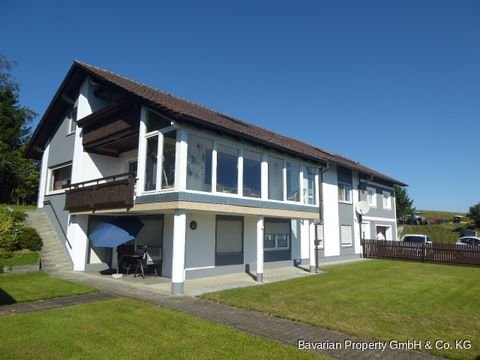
left=456, top=236, right=480, bottom=246
left=402, top=234, right=432, bottom=244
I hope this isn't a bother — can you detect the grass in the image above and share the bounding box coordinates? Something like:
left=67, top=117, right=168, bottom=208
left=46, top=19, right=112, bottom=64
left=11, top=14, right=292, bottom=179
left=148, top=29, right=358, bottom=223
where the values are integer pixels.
left=201, top=260, right=480, bottom=360
left=401, top=223, right=462, bottom=244
left=0, top=251, right=39, bottom=271
left=0, top=298, right=321, bottom=360
left=0, top=271, right=96, bottom=305
left=0, top=203, right=36, bottom=212
left=419, top=209, right=466, bottom=220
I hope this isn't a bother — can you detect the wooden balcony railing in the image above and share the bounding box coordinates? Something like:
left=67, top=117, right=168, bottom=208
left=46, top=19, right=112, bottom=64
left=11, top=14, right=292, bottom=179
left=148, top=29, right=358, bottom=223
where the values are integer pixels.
left=65, top=173, right=136, bottom=212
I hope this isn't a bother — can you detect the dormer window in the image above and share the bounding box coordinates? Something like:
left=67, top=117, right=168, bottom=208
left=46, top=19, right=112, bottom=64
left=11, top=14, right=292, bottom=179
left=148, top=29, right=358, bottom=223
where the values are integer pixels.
left=67, top=107, right=77, bottom=135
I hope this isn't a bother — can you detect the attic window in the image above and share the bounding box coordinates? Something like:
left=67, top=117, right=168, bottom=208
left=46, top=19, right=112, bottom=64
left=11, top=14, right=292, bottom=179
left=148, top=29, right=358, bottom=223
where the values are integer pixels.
left=67, top=107, right=77, bottom=135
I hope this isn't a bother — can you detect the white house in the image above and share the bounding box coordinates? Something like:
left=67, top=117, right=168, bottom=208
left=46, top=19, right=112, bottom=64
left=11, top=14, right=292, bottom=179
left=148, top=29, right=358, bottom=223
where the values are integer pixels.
left=26, top=61, right=405, bottom=294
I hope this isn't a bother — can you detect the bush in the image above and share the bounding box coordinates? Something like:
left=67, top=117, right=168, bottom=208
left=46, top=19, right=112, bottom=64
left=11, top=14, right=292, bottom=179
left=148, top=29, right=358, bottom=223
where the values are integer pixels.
left=17, top=227, right=42, bottom=251
left=0, top=207, right=25, bottom=238
left=0, top=233, right=20, bottom=251
left=0, top=247, right=12, bottom=259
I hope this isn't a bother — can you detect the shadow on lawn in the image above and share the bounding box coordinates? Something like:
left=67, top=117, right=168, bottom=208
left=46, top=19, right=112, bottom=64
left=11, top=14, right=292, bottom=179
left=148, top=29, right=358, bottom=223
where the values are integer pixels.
left=0, top=288, right=16, bottom=305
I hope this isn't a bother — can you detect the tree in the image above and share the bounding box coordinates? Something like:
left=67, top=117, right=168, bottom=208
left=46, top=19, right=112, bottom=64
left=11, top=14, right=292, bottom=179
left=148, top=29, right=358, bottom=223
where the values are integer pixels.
left=467, top=202, right=480, bottom=228
left=0, top=54, right=38, bottom=204
left=394, top=184, right=414, bottom=222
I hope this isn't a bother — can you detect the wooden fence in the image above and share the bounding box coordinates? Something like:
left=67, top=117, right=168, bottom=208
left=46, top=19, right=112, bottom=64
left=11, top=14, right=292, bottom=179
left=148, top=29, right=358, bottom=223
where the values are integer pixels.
left=361, top=240, right=480, bottom=266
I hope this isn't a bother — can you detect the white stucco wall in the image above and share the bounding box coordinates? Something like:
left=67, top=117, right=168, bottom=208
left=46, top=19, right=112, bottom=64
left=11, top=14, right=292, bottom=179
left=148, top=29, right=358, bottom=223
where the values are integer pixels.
left=323, top=164, right=340, bottom=256
left=300, top=219, right=310, bottom=259
left=162, top=214, right=174, bottom=277
left=244, top=216, right=257, bottom=264
left=66, top=215, right=89, bottom=271
left=185, top=213, right=216, bottom=269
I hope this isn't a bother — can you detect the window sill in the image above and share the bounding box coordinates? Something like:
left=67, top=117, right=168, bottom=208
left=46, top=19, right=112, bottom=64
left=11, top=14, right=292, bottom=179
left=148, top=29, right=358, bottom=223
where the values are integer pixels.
left=46, top=189, right=67, bottom=196
left=341, top=244, right=353, bottom=248
left=339, top=200, right=353, bottom=205
left=264, top=247, right=290, bottom=251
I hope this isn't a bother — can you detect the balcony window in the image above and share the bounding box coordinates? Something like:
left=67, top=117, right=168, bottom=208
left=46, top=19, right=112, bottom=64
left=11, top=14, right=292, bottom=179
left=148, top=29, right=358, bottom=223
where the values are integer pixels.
left=49, top=164, right=72, bottom=191
left=144, top=136, right=158, bottom=191
left=187, top=135, right=212, bottom=192
left=268, top=156, right=284, bottom=201
left=286, top=161, right=300, bottom=202
left=303, top=167, right=316, bottom=205
left=243, top=150, right=261, bottom=198
left=162, top=131, right=176, bottom=189
left=216, top=144, right=238, bottom=194
left=146, top=111, right=171, bottom=132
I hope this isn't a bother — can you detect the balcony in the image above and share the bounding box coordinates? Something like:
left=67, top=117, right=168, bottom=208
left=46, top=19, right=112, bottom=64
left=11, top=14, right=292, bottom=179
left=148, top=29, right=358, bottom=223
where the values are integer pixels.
left=65, top=173, right=136, bottom=212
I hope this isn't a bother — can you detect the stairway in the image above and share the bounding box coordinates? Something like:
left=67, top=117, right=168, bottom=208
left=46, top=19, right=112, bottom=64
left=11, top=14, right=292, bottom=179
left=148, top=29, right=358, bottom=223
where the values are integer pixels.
left=25, top=211, right=73, bottom=273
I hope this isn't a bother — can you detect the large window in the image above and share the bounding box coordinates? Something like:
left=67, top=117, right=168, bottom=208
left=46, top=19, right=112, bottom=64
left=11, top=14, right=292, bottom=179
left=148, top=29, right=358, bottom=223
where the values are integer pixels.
left=216, top=144, right=238, bottom=194
left=186, top=135, right=212, bottom=192
left=268, top=156, right=284, bottom=200
left=146, top=111, right=171, bottom=132
left=144, top=135, right=158, bottom=191
left=142, top=111, right=177, bottom=192
left=243, top=150, right=261, bottom=198
left=338, top=183, right=352, bottom=203
left=49, top=164, right=72, bottom=191
left=162, top=131, right=176, bottom=189
left=303, top=167, right=316, bottom=205
left=286, top=161, right=300, bottom=202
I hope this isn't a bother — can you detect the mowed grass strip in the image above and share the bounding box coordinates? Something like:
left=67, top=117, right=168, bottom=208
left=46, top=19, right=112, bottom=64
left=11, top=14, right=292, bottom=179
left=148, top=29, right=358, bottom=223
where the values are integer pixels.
left=201, top=260, right=480, bottom=360
left=0, top=271, right=96, bottom=305
left=0, top=298, right=322, bottom=360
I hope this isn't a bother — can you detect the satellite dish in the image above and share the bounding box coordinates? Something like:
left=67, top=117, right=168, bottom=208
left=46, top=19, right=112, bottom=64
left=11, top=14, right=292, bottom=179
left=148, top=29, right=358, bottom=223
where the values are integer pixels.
left=356, top=201, right=370, bottom=215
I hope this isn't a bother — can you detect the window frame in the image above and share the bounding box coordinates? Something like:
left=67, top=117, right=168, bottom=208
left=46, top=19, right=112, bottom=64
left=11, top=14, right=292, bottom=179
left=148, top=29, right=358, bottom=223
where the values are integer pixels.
left=382, top=190, right=392, bottom=209
left=338, top=182, right=352, bottom=204
left=66, top=107, right=77, bottom=135
left=340, top=224, right=353, bottom=247
left=215, top=142, right=239, bottom=195
left=47, top=163, right=72, bottom=195
left=366, top=186, right=377, bottom=207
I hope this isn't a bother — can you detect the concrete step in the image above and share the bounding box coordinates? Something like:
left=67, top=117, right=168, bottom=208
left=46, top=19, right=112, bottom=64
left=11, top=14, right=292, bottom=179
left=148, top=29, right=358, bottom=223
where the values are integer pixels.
left=26, top=211, right=73, bottom=271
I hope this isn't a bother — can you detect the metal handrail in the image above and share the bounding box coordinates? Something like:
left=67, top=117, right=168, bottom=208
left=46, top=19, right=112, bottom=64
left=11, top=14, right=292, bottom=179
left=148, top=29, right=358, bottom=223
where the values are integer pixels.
left=43, top=200, right=73, bottom=249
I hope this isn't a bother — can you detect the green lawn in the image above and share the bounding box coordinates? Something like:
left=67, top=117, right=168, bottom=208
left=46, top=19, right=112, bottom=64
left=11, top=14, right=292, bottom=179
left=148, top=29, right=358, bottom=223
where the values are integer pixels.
left=401, top=223, right=462, bottom=244
left=0, top=298, right=321, bottom=359
left=201, top=260, right=480, bottom=360
left=0, top=271, right=95, bottom=305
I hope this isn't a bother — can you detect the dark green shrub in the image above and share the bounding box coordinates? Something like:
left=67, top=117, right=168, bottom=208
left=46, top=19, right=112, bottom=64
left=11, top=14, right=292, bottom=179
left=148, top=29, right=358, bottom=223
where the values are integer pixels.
left=0, top=247, right=12, bottom=259
left=0, top=234, right=20, bottom=251
left=17, top=227, right=42, bottom=251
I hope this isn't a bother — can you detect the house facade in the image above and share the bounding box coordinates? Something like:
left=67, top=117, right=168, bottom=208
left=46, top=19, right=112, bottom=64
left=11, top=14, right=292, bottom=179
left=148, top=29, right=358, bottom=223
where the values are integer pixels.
left=27, top=61, right=405, bottom=294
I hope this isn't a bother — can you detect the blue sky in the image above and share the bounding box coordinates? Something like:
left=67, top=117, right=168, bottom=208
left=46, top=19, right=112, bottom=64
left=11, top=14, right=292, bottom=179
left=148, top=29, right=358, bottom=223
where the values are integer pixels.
left=1, top=0, right=479, bottom=212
